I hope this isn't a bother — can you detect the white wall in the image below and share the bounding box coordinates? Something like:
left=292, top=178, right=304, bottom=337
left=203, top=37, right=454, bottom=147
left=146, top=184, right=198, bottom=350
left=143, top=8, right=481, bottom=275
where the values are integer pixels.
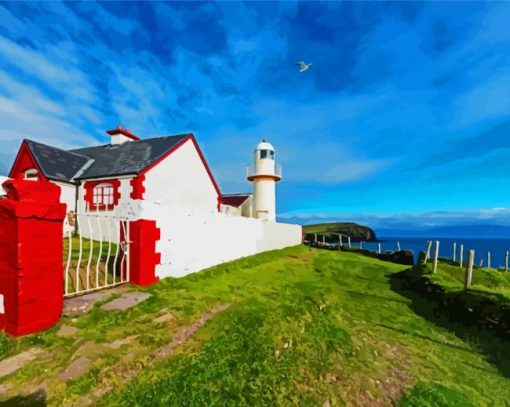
left=118, top=201, right=302, bottom=278
left=220, top=196, right=253, bottom=218
left=241, top=197, right=253, bottom=217
left=220, top=204, right=242, bottom=216
left=143, top=139, right=218, bottom=212
left=54, top=181, right=76, bottom=211
left=53, top=181, right=77, bottom=234
left=74, top=139, right=218, bottom=241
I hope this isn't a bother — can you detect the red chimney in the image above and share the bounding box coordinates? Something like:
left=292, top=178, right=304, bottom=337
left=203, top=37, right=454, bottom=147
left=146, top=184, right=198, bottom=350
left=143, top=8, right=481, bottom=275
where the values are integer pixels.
left=106, top=125, right=140, bottom=144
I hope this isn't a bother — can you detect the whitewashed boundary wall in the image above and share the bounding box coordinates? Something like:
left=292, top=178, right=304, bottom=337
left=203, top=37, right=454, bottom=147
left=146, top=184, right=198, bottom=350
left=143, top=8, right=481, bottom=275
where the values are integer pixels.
left=118, top=201, right=302, bottom=278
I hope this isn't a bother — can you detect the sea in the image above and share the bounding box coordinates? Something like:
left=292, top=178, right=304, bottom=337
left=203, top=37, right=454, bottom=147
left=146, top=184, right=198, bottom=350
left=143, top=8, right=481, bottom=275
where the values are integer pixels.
left=357, top=237, right=510, bottom=268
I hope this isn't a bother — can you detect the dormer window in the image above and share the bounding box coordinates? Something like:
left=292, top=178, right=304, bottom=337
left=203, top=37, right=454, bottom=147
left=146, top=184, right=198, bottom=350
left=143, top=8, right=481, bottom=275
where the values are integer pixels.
left=260, top=150, right=274, bottom=160
left=24, top=168, right=39, bottom=181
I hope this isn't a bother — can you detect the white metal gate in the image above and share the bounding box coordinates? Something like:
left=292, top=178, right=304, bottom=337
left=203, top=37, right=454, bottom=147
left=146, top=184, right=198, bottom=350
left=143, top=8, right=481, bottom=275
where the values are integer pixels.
left=63, top=212, right=130, bottom=297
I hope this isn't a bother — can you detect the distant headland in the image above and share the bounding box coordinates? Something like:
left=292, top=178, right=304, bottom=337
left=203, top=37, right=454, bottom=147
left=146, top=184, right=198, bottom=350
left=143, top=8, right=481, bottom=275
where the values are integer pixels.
left=303, top=222, right=377, bottom=243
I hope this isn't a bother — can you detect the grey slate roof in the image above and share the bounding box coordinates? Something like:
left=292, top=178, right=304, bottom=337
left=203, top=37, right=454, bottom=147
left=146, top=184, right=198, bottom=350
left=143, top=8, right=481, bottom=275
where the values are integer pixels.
left=25, top=134, right=191, bottom=183
left=25, top=140, right=90, bottom=182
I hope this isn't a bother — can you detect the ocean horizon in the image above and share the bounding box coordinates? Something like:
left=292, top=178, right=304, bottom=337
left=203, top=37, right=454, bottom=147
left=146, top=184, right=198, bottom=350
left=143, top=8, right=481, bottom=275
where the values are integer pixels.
left=359, top=236, right=510, bottom=268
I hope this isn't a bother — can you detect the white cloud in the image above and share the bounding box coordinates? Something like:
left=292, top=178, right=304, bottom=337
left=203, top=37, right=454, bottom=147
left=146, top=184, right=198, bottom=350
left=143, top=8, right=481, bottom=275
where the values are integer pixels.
left=456, top=72, right=510, bottom=126
left=0, top=35, right=88, bottom=89
left=279, top=207, right=510, bottom=229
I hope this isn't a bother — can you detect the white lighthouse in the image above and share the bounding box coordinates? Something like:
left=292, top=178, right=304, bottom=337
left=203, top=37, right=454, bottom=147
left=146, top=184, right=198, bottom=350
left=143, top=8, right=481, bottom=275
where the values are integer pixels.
left=246, top=140, right=282, bottom=221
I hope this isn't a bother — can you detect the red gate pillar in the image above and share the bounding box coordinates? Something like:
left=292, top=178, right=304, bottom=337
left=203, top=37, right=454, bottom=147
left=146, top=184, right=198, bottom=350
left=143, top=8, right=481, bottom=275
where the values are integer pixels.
left=0, top=179, right=66, bottom=336
left=129, top=219, right=161, bottom=286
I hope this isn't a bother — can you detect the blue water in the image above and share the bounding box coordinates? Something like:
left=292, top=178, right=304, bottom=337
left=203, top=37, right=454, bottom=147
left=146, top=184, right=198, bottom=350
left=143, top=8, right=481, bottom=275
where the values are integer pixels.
left=355, top=237, right=510, bottom=268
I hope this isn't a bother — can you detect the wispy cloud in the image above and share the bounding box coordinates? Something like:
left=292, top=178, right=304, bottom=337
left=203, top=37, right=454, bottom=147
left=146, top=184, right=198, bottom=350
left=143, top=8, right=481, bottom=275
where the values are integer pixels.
left=279, top=207, right=510, bottom=229
left=0, top=1, right=509, bottom=224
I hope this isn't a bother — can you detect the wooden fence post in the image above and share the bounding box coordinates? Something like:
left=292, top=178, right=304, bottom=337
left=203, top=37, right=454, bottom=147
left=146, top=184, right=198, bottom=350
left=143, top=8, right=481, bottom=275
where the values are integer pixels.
left=397, top=241, right=401, bottom=251
left=314, top=233, right=317, bottom=244
left=423, top=240, right=432, bottom=263
left=322, top=235, right=326, bottom=244
left=433, top=240, right=440, bottom=273
left=338, top=234, right=343, bottom=247
left=453, top=242, right=456, bottom=263
left=378, top=242, right=381, bottom=254
left=487, top=252, right=491, bottom=270
left=348, top=236, right=351, bottom=248
left=460, top=244, right=464, bottom=268
left=506, top=250, right=509, bottom=272
left=464, top=250, right=474, bottom=289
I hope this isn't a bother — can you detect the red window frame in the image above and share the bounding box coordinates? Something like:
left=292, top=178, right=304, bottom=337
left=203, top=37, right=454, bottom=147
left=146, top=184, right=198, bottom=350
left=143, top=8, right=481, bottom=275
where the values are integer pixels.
left=83, top=179, right=121, bottom=211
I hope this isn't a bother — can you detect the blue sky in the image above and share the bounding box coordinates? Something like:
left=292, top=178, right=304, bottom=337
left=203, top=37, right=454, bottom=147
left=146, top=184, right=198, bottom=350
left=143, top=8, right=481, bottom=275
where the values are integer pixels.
left=1, top=2, right=510, bottom=229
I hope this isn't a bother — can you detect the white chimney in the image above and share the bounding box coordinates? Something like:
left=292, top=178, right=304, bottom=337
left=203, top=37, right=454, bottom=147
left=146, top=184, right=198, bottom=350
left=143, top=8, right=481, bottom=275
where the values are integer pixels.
left=107, top=125, right=140, bottom=145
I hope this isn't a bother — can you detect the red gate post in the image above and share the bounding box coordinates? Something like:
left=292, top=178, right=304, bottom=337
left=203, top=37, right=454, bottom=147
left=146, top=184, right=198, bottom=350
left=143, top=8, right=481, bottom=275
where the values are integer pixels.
left=0, top=179, right=66, bottom=336
left=129, top=219, right=161, bottom=286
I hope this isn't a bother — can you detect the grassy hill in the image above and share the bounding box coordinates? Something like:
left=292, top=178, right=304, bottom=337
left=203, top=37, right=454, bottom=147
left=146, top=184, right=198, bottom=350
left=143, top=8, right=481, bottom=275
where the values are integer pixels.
left=427, top=261, right=510, bottom=297
left=2, top=245, right=510, bottom=405
left=303, top=222, right=377, bottom=242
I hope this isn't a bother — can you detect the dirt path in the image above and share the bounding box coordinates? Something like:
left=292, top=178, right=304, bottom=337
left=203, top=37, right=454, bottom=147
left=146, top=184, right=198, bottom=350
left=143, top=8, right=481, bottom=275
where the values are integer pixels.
left=77, top=303, right=231, bottom=406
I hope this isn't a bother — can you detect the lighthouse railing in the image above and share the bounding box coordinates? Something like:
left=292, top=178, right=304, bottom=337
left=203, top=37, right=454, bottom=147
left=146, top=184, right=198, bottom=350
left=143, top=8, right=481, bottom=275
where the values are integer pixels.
left=246, top=163, right=282, bottom=179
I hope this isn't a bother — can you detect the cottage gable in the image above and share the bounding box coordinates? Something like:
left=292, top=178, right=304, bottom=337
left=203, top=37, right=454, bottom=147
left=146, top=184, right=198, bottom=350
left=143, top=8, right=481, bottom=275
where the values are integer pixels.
left=8, top=129, right=222, bottom=215
left=142, top=137, right=221, bottom=212
left=70, top=134, right=190, bottom=180
left=9, top=140, right=89, bottom=183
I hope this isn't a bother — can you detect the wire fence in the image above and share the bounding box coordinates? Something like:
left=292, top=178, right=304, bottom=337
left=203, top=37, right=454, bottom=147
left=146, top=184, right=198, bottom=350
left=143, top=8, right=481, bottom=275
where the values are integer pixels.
left=304, top=234, right=510, bottom=287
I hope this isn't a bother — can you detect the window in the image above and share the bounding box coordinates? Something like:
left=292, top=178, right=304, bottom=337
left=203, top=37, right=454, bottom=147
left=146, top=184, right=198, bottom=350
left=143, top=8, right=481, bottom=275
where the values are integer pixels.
left=24, top=168, right=39, bottom=181
left=260, top=150, right=274, bottom=160
left=84, top=179, right=121, bottom=211
left=93, top=183, right=114, bottom=209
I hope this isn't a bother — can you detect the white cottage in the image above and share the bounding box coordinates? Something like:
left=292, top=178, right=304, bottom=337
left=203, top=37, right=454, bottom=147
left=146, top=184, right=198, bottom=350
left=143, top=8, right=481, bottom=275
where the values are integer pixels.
left=8, top=126, right=222, bottom=218
left=7, top=126, right=302, bottom=278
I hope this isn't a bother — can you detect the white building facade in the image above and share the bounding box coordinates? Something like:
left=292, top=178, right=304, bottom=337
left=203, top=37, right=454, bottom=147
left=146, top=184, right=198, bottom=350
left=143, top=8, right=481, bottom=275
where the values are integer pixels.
left=7, top=127, right=302, bottom=278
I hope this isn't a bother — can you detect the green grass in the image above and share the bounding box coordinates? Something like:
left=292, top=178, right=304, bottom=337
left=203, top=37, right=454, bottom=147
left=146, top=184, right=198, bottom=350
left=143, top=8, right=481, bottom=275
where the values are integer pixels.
left=397, top=383, right=476, bottom=407
left=63, top=236, right=123, bottom=294
left=2, top=246, right=510, bottom=405
left=425, top=261, right=510, bottom=299
left=63, top=235, right=118, bottom=261
left=102, top=247, right=510, bottom=406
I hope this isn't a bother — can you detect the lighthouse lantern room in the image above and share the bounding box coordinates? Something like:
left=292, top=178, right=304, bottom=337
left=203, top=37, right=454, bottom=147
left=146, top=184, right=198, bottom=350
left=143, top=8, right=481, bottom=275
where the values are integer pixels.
left=246, top=140, right=282, bottom=221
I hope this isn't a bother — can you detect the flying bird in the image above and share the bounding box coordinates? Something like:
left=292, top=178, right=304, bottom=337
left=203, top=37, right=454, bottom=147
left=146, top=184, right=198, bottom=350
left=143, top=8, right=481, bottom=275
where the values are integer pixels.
left=296, top=61, right=312, bottom=72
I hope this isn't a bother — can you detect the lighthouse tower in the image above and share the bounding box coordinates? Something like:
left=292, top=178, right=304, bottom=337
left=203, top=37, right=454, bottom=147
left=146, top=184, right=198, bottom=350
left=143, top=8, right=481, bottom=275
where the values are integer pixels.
left=246, top=140, right=282, bottom=221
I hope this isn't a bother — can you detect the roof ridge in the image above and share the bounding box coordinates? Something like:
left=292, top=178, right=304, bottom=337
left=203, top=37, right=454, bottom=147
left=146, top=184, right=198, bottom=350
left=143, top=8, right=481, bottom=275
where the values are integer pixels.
left=25, top=138, right=90, bottom=160
left=70, top=133, right=194, bottom=152
left=72, top=133, right=194, bottom=180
